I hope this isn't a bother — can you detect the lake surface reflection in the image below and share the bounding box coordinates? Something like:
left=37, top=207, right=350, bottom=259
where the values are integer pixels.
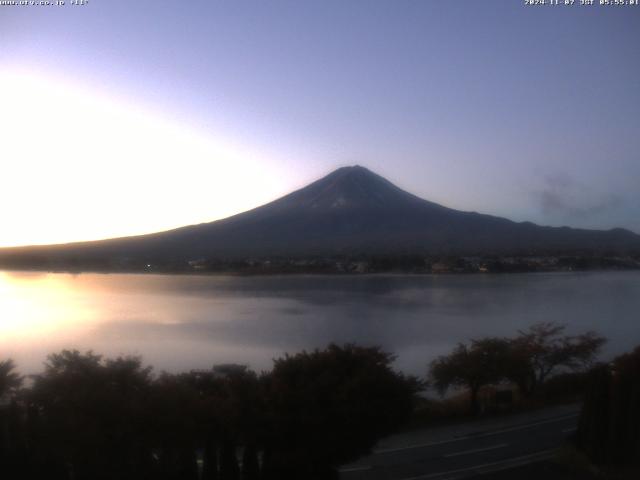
left=1, top=271, right=639, bottom=376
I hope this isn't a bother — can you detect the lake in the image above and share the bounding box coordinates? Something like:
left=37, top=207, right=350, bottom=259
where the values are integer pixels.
left=1, top=270, right=638, bottom=376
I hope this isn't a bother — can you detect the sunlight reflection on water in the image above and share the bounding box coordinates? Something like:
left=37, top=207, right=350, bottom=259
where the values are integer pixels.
left=1, top=270, right=639, bottom=376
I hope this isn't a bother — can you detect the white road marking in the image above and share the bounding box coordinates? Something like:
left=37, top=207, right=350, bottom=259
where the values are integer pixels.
left=562, top=427, right=577, bottom=433
left=443, top=443, right=508, bottom=458
left=374, top=413, right=578, bottom=454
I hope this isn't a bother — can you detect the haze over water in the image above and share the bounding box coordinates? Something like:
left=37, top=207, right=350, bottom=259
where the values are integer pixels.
left=2, top=270, right=638, bottom=376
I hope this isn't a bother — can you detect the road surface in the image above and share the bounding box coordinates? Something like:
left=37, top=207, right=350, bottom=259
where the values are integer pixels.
left=339, top=404, right=580, bottom=480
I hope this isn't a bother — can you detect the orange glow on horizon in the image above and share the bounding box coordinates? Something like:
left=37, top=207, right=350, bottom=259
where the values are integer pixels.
left=0, top=272, right=97, bottom=340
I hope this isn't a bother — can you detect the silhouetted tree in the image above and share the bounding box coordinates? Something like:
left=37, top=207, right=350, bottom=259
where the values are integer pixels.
left=577, top=345, right=640, bottom=466
left=28, top=350, right=154, bottom=480
left=262, top=344, right=420, bottom=479
left=4, top=345, right=420, bottom=480
left=508, top=322, right=606, bottom=396
left=0, top=359, right=22, bottom=398
left=147, top=373, right=200, bottom=480
left=177, top=363, right=264, bottom=480
left=430, top=337, right=511, bottom=415
left=0, top=359, right=25, bottom=479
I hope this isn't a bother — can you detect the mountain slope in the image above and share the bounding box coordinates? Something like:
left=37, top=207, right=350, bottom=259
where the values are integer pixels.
left=1, top=166, right=639, bottom=268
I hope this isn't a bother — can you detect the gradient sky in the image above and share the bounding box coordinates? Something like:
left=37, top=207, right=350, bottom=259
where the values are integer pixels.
left=1, top=0, right=639, bottom=247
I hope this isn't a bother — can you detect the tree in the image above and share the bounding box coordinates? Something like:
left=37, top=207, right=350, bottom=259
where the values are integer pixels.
left=429, top=338, right=511, bottom=415
left=509, top=322, right=606, bottom=396
left=147, top=373, right=200, bottom=480
left=28, top=350, right=154, bottom=480
left=262, top=344, right=420, bottom=479
left=0, top=359, right=22, bottom=398
left=577, top=345, right=640, bottom=466
left=0, top=359, right=24, bottom=478
left=175, top=364, right=264, bottom=480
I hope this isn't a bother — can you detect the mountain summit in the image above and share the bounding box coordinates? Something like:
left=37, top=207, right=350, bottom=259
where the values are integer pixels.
left=1, top=166, right=639, bottom=268
left=270, top=165, right=430, bottom=211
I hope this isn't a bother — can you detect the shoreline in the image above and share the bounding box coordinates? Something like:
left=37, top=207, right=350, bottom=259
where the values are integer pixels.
left=1, top=264, right=639, bottom=278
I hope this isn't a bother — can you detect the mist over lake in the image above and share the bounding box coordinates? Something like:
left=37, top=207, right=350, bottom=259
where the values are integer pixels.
left=2, top=270, right=638, bottom=376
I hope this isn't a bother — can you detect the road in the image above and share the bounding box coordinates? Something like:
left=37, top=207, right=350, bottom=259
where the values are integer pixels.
left=339, top=404, right=580, bottom=480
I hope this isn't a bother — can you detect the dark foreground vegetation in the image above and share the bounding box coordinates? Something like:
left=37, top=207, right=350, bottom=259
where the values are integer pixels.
left=1, top=325, right=638, bottom=480
left=475, top=346, right=640, bottom=480
left=576, top=345, right=640, bottom=474
left=0, top=345, right=419, bottom=480
left=429, top=322, right=606, bottom=415
left=427, top=330, right=640, bottom=479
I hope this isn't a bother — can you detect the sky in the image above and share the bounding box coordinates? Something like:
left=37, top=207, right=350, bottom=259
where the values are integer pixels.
left=1, top=0, right=639, bottom=247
